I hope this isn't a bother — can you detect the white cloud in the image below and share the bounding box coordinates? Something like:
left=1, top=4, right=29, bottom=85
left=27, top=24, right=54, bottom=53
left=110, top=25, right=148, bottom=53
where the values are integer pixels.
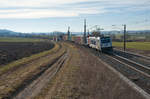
left=0, top=0, right=149, bottom=7
left=0, top=8, right=103, bottom=18
left=0, top=0, right=92, bottom=7
left=0, top=9, right=77, bottom=18
left=0, top=0, right=149, bottom=18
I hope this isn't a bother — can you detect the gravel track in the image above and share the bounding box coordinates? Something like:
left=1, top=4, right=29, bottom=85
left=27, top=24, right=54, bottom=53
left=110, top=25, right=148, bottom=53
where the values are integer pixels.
left=86, top=47, right=150, bottom=95
left=113, top=49, right=150, bottom=68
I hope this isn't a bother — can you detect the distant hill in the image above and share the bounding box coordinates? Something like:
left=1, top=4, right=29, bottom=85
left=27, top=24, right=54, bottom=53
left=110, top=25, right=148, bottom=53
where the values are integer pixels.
left=0, top=29, right=53, bottom=39
left=0, top=29, right=19, bottom=36
left=0, top=29, right=150, bottom=37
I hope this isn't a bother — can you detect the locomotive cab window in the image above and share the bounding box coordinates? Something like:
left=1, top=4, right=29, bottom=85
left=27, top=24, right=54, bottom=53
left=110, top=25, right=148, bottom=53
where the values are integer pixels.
left=101, top=38, right=110, bottom=43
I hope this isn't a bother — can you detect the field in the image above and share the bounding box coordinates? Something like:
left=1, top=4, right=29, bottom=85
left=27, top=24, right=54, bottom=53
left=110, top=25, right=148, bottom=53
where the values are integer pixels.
left=112, top=42, right=150, bottom=50
left=0, top=37, right=47, bottom=42
left=0, top=37, right=54, bottom=65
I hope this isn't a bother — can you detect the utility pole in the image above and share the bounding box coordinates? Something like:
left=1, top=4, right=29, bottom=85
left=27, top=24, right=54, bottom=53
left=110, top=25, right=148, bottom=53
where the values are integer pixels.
left=123, top=24, right=126, bottom=51
left=67, top=26, right=70, bottom=41
left=112, top=24, right=126, bottom=51
left=84, top=19, right=87, bottom=44
left=87, top=29, right=90, bottom=36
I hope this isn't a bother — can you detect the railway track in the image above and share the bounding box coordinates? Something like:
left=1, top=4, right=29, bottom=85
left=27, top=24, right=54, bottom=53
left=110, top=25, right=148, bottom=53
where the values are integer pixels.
left=87, top=47, right=150, bottom=95
left=112, top=54, right=150, bottom=76
left=114, top=48, right=150, bottom=60
left=113, top=49, right=150, bottom=67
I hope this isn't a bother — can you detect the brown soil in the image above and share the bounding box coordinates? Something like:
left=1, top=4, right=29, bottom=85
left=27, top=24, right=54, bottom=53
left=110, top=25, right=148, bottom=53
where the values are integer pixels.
left=0, top=42, right=54, bottom=65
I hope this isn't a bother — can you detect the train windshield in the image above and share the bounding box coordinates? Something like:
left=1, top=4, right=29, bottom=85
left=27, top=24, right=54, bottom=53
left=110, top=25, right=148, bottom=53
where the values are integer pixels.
left=101, top=37, right=110, bottom=43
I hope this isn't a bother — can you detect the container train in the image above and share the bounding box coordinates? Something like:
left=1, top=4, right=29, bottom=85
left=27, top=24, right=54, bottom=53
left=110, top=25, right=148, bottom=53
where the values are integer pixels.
left=63, top=35, right=113, bottom=52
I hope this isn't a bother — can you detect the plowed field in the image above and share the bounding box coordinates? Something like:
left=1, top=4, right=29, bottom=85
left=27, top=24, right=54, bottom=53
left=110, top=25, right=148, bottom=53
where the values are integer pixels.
left=0, top=42, right=54, bottom=65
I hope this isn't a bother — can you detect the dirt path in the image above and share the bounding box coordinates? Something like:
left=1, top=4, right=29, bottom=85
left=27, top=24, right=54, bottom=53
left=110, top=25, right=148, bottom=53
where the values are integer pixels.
left=34, top=42, right=145, bottom=99
left=14, top=50, right=68, bottom=99
left=0, top=43, right=65, bottom=98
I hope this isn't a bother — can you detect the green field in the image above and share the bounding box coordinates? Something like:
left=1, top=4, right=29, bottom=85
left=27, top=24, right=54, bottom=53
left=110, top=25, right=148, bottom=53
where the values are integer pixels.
left=112, top=42, right=150, bottom=50
left=0, top=37, right=47, bottom=42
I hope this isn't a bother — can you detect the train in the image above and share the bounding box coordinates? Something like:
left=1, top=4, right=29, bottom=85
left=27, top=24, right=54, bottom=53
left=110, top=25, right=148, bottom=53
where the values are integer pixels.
left=87, top=36, right=113, bottom=52
left=63, top=34, right=113, bottom=52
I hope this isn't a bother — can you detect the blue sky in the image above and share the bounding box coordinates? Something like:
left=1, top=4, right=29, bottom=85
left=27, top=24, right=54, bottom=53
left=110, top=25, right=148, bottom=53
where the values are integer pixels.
left=0, top=0, right=149, bottom=33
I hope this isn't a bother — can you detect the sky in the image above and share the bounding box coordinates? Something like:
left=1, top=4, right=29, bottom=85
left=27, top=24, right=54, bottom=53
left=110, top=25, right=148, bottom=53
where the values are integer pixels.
left=0, top=0, right=150, bottom=33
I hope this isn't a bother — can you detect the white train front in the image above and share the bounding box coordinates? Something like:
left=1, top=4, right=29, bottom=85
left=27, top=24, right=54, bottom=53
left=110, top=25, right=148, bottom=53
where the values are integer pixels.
left=87, top=36, right=113, bottom=52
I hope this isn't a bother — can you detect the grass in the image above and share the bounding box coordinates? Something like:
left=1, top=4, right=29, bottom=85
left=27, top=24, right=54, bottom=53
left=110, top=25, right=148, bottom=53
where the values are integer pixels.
left=0, top=37, right=47, bottom=42
left=0, top=43, right=59, bottom=76
left=112, top=42, right=150, bottom=50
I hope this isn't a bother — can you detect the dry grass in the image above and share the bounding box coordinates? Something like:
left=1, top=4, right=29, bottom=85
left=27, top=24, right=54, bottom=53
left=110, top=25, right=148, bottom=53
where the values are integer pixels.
left=74, top=46, right=144, bottom=99
left=75, top=51, right=141, bottom=99
left=0, top=43, right=66, bottom=98
left=34, top=43, right=80, bottom=99
left=35, top=42, right=144, bottom=99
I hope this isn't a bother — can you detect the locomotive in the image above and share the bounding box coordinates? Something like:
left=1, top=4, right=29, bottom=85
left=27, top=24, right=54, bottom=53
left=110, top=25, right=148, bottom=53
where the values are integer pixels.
left=87, top=36, right=113, bottom=52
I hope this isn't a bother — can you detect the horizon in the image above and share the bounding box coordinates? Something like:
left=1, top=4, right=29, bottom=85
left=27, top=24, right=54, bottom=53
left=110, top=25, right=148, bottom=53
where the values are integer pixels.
left=0, top=0, right=149, bottom=33
left=1, top=29, right=150, bottom=34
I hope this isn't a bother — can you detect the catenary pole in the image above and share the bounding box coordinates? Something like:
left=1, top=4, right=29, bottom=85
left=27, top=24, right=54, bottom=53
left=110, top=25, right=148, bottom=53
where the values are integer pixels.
left=67, top=26, right=70, bottom=41
left=84, top=19, right=87, bottom=44
left=123, top=24, right=126, bottom=51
